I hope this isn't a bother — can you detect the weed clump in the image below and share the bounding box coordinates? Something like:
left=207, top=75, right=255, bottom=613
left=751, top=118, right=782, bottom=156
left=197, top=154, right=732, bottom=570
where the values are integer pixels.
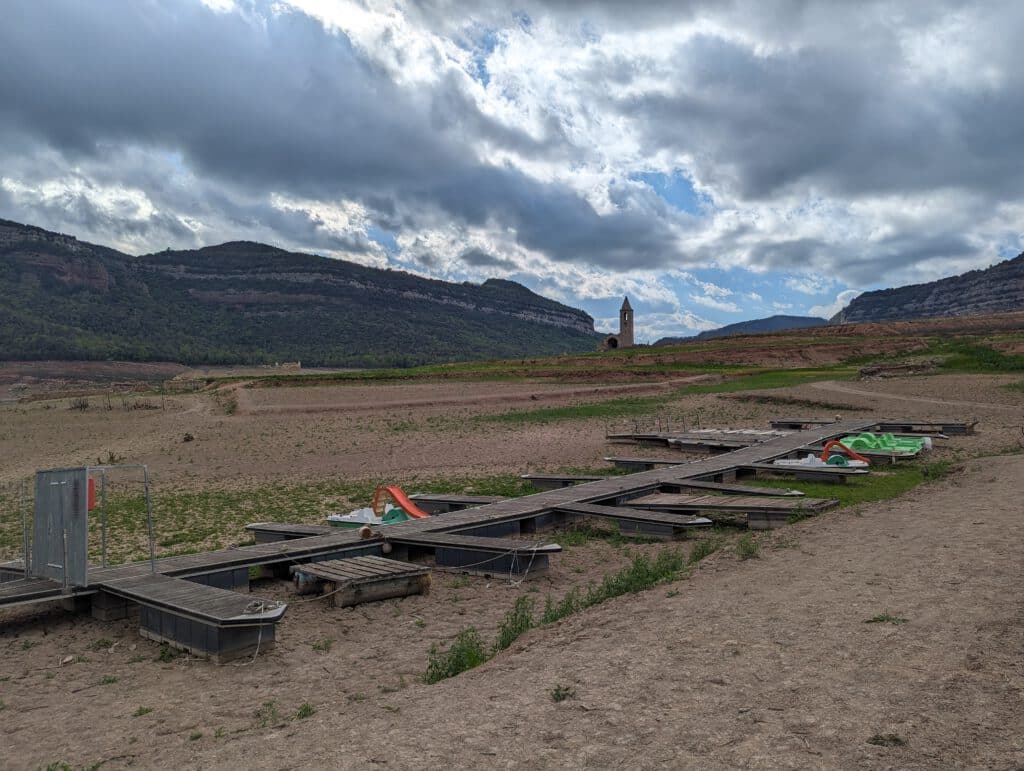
left=735, top=534, right=760, bottom=560
left=254, top=700, right=281, bottom=728
left=424, top=551, right=687, bottom=684
left=549, top=684, right=576, bottom=702
left=494, top=596, right=535, bottom=653
left=423, top=628, right=489, bottom=684
left=688, top=537, right=722, bottom=564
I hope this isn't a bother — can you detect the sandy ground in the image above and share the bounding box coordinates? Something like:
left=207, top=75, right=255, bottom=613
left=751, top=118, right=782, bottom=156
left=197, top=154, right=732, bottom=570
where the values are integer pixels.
left=0, top=373, right=1022, bottom=769
left=2, top=374, right=1022, bottom=493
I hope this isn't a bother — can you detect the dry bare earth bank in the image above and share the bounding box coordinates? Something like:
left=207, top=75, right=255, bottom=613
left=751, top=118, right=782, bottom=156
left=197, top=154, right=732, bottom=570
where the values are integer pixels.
left=1, top=453, right=1020, bottom=769
left=0, top=374, right=1021, bottom=769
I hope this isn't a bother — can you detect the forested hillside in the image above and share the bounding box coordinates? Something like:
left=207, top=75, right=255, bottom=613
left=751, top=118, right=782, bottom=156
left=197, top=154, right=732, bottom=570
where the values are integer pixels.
left=0, top=220, right=601, bottom=367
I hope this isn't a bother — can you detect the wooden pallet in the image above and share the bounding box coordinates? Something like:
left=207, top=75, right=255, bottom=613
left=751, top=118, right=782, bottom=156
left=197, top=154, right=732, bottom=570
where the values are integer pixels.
left=292, top=556, right=431, bottom=608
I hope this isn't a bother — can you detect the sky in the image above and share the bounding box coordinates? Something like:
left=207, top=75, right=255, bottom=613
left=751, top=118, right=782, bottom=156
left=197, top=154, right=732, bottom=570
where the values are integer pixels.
left=2, top=0, right=1022, bottom=342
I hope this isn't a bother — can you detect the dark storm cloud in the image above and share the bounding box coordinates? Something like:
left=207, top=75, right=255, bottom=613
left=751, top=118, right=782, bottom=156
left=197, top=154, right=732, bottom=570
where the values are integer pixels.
left=617, top=27, right=1024, bottom=202
left=459, top=248, right=518, bottom=270
left=0, top=0, right=677, bottom=269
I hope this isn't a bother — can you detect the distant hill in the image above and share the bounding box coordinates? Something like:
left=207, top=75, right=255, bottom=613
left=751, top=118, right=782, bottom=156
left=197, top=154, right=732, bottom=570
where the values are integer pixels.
left=0, top=219, right=601, bottom=367
left=655, top=315, right=827, bottom=345
left=833, top=253, right=1024, bottom=324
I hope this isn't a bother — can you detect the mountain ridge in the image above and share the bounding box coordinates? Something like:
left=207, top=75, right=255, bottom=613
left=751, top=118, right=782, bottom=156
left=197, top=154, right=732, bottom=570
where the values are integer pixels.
left=0, top=219, right=600, bottom=367
left=655, top=314, right=827, bottom=345
left=833, top=253, right=1024, bottom=323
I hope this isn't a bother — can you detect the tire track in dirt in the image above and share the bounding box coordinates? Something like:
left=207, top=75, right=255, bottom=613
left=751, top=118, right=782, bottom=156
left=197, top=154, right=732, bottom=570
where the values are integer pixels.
left=237, top=376, right=711, bottom=416
left=810, top=380, right=1024, bottom=412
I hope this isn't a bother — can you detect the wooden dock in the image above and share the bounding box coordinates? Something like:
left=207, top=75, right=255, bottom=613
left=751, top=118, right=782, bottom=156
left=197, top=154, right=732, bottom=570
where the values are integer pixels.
left=741, top=462, right=869, bottom=483
left=384, top=532, right=562, bottom=576
left=624, top=492, right=837, bottom=529
left=658, top=479, right=805, bottom=497
left=2, top=417, right=915, bottom=658
left=408, top=493, right=507, bottom=513
left=100, top=573, right=286, bottom=663
left=552, top=502, right=712, bottom=539
left=521, top=473, right=606, bottom=490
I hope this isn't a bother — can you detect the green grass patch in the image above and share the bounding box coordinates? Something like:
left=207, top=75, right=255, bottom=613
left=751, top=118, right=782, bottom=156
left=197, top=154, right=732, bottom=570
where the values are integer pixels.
left=471, top=366, right=856, bottom=428
left=424, top=550, right=687, bottom=683
left=932, top=341, right=1024, bottom=373
left=736, top=460, right=953, bottom=508
left=254, top=700, right=281, bottom=729
left=493, top=596, right=536, bottom=653
left=549, top=684, right=576, bottom=702
left=554, top=521, right=659, bottom=548
left=423, top=627, right=490, bottom=684
left=0, top=471, right=540, bottom=565
left=688, top=536, right=723, bottom=564
left=734, top=534, right=760, bottom=560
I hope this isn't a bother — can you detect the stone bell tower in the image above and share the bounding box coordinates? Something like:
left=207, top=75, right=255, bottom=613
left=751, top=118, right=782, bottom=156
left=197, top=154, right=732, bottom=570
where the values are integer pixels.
left=618, top=296, right=634, bottom=348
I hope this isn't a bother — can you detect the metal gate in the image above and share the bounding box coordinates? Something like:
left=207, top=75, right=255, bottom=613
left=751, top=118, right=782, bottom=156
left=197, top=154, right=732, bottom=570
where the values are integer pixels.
left=32, top=467, right=89, bottom=587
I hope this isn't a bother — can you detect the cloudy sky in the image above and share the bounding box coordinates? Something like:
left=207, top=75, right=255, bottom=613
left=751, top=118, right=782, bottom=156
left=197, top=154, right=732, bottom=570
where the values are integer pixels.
left=2, top=0, right=1022, bottom=340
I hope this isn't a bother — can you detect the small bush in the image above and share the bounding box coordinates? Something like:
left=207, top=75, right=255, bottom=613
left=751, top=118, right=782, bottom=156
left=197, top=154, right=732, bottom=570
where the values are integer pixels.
left=423, top=627, right=489, bottom=684
left=688, top=537, right=721, bottom=564
left=255, top=700, right=281, bottom=728
left=311, top=638, right=333, bottom=653
left=89, top=638, right=114, bottom=652
left=69, top=397, right=89, bottom=411
left=156, top=643, right=181, bottom=662
left=100, top=675, right=118, bottom=685
left=189, top=731, right=202, bottom=741
left=549, top=684, right=576, bottom=702
left=132, top=706, right=153, bottom=717
left=295, top=703, right=316, bottom=720
left=493, top=596, right=535, bottom=653
left=735, top=534, right=760, bottom=560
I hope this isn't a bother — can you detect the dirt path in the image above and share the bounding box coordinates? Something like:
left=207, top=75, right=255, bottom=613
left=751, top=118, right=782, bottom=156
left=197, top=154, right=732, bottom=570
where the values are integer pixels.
left=811, top=379, right=1023, bottom=411
left=233, top=377, right=708, bottom=416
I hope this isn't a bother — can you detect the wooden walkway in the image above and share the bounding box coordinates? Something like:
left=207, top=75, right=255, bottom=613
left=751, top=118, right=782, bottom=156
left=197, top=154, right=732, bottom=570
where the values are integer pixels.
left=626, top=493, right=837, bottom=515
left=1, top=418, right=882, bottom=611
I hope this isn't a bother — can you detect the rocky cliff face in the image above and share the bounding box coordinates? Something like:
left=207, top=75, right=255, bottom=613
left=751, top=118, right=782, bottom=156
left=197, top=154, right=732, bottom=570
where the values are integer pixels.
left=833, top=253, right=1024, bottom=324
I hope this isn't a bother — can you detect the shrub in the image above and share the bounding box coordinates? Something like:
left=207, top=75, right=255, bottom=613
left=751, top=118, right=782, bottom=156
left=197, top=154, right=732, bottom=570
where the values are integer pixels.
left=423, top=627, right=489, bottom=684
left=493, top=596, right=535, bottom=653
left=735, top=534, right=760, bottom=560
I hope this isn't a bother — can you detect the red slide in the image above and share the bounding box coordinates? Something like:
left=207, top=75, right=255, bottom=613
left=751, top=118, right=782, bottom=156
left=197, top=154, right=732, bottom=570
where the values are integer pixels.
left=820, top=440, right=871, bottom=465
left=372, top=485, right=431, bottom=519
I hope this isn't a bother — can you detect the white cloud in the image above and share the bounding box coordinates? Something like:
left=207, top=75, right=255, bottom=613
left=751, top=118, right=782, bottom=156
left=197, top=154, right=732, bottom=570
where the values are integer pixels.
left=810, top=289, right=862, bottom=318
left=784, top=274, right=835, bottom=295
left=688, top=294, right=740, bottom=313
